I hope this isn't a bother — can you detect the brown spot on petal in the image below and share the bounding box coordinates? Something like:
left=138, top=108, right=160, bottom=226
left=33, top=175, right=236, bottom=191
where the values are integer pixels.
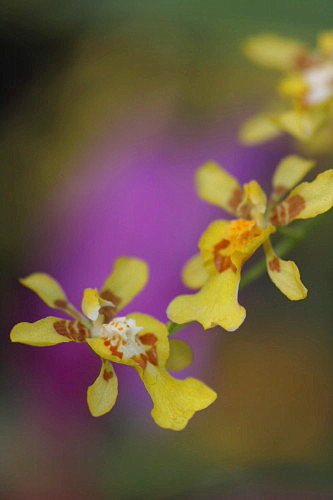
left=268, top=257, right=281, bottom=272
left=54, top=299, right=68, bottom=308
left=294, top=51, right=312, bottom=70
left=132, top=354, right=148, bottom=370
left=214, top=239, right=230, bottom=251
left=140, top=333, right=158, bottom=346
left=228, top=188, right=243, bottom=212
left=103, top=369, right=113, bottom=381
left=132, top=333, right=159, bottom=370
left=99, top=290, right=121, bottom=322
left=146, top=346, right=158, bottom=366
left=273, top=185, right=287, bottom=197
left=214, top=254, right=237, bottom=274
left=53, top=319, right=89, bottom=342
left=270, top=194, right=305, bottom=226
left=287, top=195, right=305, bottom=220
left=109, top=344, right=123, bottom=359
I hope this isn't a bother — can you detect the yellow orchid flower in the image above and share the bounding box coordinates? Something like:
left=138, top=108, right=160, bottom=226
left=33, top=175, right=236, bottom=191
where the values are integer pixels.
left=10, top=257, right=216, bottom=431
left=167, top=157, right=333, bottom=331
left=240, top=31, right=333, bottom=147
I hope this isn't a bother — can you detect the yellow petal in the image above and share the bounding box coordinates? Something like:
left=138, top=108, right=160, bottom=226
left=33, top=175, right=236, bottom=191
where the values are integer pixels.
left=167, top=271, right=246, bottom=331
left=274, top=108, right=327, bottom=141
left=81, top=288, right=101, bottom=320
left=242, top=33, right=307, bottom=71
left=271, top=155, right=316, bottom=201
left=195, top=161, right=243, bottom=215
left=182, top=253, right=208, bottom=289
left=239, top=113, right=281, bottom=145
left=20, top=273, right=69, bottom=310
left=278, top=73, right=308, bottom=99
left=140, top=365, right=217, bottom=430
left=198, top=220, right=230, bottom=273
left=166, top=339, right=193, bottom=371
left=318, top=31, right=333, bottom=55
left=86, top=313, right=169, bottom=369
left=198, top=219, right=275, bottom=273
left=100, top=257, right=148, bottom=312
left=87, top=360, right=118, bottom=417
left=10, top=316, right=77, bottom=346
left=241, top=180, right=267, bottom=218
left=81, top=288, right=115, bottom=321
left=129, top=312, right=169, bottom=367
left=264, top=240, right=307, bottom=300
left=270, top=170, right=333, bottom=225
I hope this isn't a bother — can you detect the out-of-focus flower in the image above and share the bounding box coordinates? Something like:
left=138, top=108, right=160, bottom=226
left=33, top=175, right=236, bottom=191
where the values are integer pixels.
left=10, top=257, right=216, bottom=430
left=240, top=31, right=333, bottom=147
left=167, top=156, right=333, bottom=330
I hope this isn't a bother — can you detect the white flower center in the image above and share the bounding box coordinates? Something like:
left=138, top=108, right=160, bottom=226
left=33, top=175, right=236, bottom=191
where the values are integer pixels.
left=302, top=61, right=333, bottom=104
left=100, top=316, right=145, bottom=359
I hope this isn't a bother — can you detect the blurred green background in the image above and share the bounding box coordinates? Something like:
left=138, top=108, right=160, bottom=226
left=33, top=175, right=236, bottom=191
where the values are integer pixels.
left=1, top=1, right=333, bottom=499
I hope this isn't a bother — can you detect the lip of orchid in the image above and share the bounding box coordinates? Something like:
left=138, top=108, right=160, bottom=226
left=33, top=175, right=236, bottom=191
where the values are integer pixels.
left=97, top=316, right=146, bottom=360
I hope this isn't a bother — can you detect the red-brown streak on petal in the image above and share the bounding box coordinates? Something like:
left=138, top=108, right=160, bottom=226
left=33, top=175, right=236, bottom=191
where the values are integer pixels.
left=270, top=203, right=286, bottom=226
left=53, top=320, right=89, bottom=342
left=109, top=344, right=123, bottom=359
left=140, top=333, right=158, bottom=346
left=270, top=194, right=305, bottom=226
left=99, top=290, right=121, bottom=323
left=287, top=195, right=306, bottom=220
left=294, top=51, right=312, bottom=70
left=104, top=339, right=110, bottom=346
left=228, top=188, right=243, bottom=212
left=53, top=299, right=68, bottom=308
left=103, top=369, right=113, bottom=381
left=214, top=239, right=230, bottom=251
left=273, top=185, right=287, bottom=196
left=214, top=254, right=237, bottom=274
left=239, top=203, right=251, bottom=218
left=146, top=346, right=158, bottom=366
left=132, top=354, right=147, bottom=370
left=268, top=257, right=281, bottom=272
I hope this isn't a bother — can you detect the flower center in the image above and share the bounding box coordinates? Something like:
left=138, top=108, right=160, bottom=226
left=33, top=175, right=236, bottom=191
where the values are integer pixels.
left=226, top=219, right=260, bottom=249
left=100, top=317, right=145, bottom=360
left=212, top=219, right=261, bottom=274
left=302, top=61, right=333, bottom=105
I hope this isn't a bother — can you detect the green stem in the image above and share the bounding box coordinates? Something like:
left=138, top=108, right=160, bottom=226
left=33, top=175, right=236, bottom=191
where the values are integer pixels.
left=166, top=216, right=325, bottom=336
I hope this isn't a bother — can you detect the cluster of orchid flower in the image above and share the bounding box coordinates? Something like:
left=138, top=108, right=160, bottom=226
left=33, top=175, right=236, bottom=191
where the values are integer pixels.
left=10, top=30, right=333, bottom=431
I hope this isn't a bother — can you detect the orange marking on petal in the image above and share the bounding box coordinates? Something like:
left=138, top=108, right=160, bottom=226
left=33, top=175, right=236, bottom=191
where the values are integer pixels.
left=109, top=344, right=123, bottom=359
left=287, top=194, right=305, bottom=220
left=99, top=290, right=121, bottom=323
left=268, top=256, right=281, bottom=272
left=214, top=238, right=230, bottom=251
left=53, top=319, right=88, bottom=342
left=132, top=354, right=147, bottom=370
left=273, top=185, right=287, bottom=196
left=140, top=333, right=158, bottom=346
left=214, top=254, right=237, bottom=273
left=239, top=203, right=251, bottom=218
left=270, top=194, right=305, bottom=225
left=270, top=203, right=286, bottom=225
left=294, top=51, right=312, bottom=70
left=146, top=346, right=158, bottom=366
left=228, top=188, right=243, bottom=212
left=53, top=299, right=68, bottom=308
left=103, top=369, right=113, bottom=381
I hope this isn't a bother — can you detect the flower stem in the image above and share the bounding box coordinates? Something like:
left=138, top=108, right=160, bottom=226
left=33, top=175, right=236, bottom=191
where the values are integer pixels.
left=166, top=215, right=327, bottom=336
